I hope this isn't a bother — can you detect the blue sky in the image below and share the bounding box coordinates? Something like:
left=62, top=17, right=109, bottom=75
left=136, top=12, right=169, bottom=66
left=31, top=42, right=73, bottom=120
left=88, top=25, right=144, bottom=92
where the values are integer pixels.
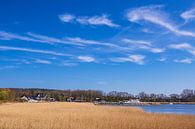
left=0, top=0, right=195, bottom=94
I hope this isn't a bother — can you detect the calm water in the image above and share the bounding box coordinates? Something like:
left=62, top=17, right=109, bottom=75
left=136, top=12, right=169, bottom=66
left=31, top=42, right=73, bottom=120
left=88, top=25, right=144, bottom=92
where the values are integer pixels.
left=139, top=104, right=195, bottom=115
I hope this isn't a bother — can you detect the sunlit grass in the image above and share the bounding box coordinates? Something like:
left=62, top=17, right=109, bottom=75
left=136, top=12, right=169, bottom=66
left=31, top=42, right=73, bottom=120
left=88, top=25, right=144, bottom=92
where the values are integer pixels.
left=0, top=102, right=195, bottom=129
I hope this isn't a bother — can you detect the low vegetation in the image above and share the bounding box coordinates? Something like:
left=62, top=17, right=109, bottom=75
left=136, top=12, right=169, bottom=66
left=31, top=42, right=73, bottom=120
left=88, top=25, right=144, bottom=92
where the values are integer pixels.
left=0, top=89, right=15, bottom=102
left=0, top=102, right=195, bottom=129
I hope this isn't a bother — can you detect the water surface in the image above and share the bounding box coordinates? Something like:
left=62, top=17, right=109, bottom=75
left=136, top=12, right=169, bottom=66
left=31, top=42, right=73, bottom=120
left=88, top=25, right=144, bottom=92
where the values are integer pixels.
left=139, top=104, right=195, bottom=115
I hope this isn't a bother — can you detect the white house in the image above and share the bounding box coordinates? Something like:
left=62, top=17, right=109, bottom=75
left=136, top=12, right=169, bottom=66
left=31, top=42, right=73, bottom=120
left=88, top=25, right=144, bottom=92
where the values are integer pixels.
left=20, top=96, right=28, bottom=101
left=124, top=99, right=140, bottom=104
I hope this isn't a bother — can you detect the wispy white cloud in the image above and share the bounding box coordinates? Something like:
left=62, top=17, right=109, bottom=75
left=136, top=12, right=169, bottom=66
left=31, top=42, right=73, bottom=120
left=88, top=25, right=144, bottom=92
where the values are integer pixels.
left=76, top=14, right=119, bottom=28
left=138, top=45, right=165, bottom=53
left=27, top=32, right=84, bottom=46
left=0, top=31, right=87, bottom=46
left=59, top=13, right=119, bottom=28
left=174, top=58, right=193, bottom=64
left=122, top=38, right=165, bottom=53
left=0, top=58, right=32, bottom=65
left=126, top=5, right=195, bottom=37
left=20, top=59, right=31, bottom=64
left=62, top=62, right=78, bottom=67
left=66, top=37, right=104, bottom=45
left=67, top=37, right=164, bottom=54
left=66, top=37, right=138, bottom=52
left=0, top=31, right=95, bottom=46
left=168, top=43, right=195, bottom=55
left=66, top=37, right=118, bottom=48
left=17, top=58, right=52, bottom=65
left=122, top=38, right=152, bottom=46
left=0, top=31, right=130, bottom=55
left=0, top=46, right=72, bottom=57
left=0, top=30, right=166, bottom=66
left=0, top=31, right=46, bottom=43
left=181, top=8, right=195, bottom=22
left=110, top=54, right=145, bottom=65
left=0, top=65, right=18, bottom=70
left=141, top=28, right=154, bottom=33
left=27, top=32, right=61, bottom=44
left=0, top=31, right=122, bottom=48
left=2, top=31, right=162, bottom=54
left=33, top=59, right=52, bottom=64
left=0, top=31, right=67, bottom=45
left=59, top=14, right=75, bottom=22
left=77, top=56, right=96, bottom=62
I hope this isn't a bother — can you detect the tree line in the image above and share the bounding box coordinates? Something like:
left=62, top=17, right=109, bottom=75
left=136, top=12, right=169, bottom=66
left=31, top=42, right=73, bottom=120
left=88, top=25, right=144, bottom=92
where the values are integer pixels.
left=0, top=88, right=103, bottom=102
left=0, top=88, right=195, bottom=102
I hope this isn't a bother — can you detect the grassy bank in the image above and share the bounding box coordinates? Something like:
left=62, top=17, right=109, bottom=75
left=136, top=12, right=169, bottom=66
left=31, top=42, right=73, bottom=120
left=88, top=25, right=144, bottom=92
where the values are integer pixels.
left=0, top=102, right=195, bottom=129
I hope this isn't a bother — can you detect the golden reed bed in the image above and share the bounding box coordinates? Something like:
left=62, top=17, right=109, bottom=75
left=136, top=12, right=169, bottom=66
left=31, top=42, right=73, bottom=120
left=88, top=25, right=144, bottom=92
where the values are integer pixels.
left=0, top=102, right=195, bottom=129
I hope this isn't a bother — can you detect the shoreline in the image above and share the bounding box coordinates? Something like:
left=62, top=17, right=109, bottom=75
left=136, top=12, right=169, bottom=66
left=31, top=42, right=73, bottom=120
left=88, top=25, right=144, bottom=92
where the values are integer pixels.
left=94, top=101, right=195, bottom=106
left=146, top=102, right=195, bottom=104
left=95, top=102, right=195, bottom=116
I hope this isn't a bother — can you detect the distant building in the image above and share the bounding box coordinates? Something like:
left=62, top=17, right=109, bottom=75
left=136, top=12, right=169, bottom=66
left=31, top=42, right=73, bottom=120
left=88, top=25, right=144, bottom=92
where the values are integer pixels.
left=20, top=96, right=28, bottom=101
left=95, top=98, right=101, bottom=101
left=124, top=99, right=140, bottom=104
left=36, top=94, right=47, bottom=101
left=49, top=98, right=55, bottom=102
left=67, top=97, right=74, bottom=102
